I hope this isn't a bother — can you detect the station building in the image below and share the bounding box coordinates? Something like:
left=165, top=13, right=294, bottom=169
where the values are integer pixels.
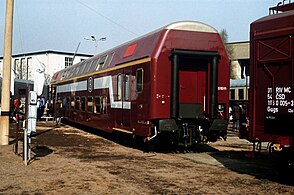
left=0, top=50, right=92, bottom=85
left=226, top=41, right=250, bottom=104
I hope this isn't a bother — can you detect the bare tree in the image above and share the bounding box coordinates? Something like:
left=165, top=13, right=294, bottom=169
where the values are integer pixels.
left=219, top=29, right=235, bottom=78
left=44, top=73, right=51, bottom=85
left=219, top=29, right=233, bottom=57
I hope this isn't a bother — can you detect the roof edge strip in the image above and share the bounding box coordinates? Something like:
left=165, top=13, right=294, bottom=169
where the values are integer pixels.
left=51, top=57, right=151, bottom=85
left=165, top=21, right=217, bottom=33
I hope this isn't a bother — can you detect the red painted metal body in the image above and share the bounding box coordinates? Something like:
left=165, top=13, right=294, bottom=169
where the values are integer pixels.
left=249, top=5, right=294, bottom=145
left=51, top=21, right=229, bottom=146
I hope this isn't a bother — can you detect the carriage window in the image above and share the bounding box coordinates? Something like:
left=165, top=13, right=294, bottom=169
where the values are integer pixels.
left=90, top=58, right=99, bottom=72
left=94, top=96, right=101, bottom=114
left=75, top=97, right=80, bottom=110
left=87, top=96, right=93, bottom=113
left=61, top=71, right=66, bottom=80
left=136, top=68, right=143, bottom=93
left=66, top=97, right=70, bottom=109
left=65, top=70, right=70, bottom=79
left=102, top=96, right=107, bottom=114
left=78, top=61, right=87, bottom=75
left=81, top=97, right=86, bottom=111
left=71, top=66, right=78, bottom=77
left=67, top=67, right=73, bottom=78
left=84, top=60, right=94, bottom=74
left=124, top=74, right=130, bottom=101
left=74, top=66, right=80, bottom=77
left=99, top=55, right=107, bottom=69
left=117, top=74, right=123, bottom=100
left=105, top=52, right=114, bottom=67
left=71, top=97, right=75, bottom=109
left=62, top=97, right=67, bottom=108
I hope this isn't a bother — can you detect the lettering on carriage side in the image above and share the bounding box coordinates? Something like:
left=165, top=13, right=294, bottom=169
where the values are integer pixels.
left=94, top=76, right=131, bottom=110
left=218, top=86, right=227, bottom=91
left=88, top=77, right=93, bottom=93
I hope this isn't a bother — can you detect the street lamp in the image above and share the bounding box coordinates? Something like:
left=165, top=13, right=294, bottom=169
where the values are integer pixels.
left=84, top=36, right=106, bottom=54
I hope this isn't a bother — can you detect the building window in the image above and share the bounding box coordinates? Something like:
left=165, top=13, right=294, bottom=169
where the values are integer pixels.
left=238, top=88, right=244, bottom=100
left=14, top=59, right=20, bottom=79
left=230, top=89, right=235, bottom=100
left=26, top=57, right=32, bottom=80
left=65, top=57, right=73, bottom=68
left=21, top=58, right=26, bottom=79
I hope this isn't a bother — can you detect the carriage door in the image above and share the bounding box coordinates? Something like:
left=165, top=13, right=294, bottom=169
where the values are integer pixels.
left=170, top=50, right=219, bottom=119
left=116, top=72, right=131, bottom=128
left=178, top=57, right=208, bottom=118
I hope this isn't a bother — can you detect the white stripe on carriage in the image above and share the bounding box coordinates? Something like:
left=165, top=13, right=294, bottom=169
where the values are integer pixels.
left=56, top=80, right=87, bottom=93
left=94, top=76, right=131, bottom=109
left=56, top=76, right=131, bottom=109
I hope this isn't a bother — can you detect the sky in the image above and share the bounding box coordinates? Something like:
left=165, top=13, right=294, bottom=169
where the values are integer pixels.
left=0, top=0, right=280, bottom=56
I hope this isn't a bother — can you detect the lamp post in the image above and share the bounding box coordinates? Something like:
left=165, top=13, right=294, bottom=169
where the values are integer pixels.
left=84, top=36, right=106, bottom=54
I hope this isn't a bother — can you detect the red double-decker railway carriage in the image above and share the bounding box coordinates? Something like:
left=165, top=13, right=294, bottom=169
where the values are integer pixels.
left=51, top=21, right=230, bottom=148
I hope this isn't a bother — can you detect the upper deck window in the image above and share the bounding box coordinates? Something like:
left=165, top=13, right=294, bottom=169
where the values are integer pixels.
left=60, top=70, right=66, bottom=80
left=68, top=66, right=76, bottom=78
left=83, top=60, right=93, bottom=74
left=107, top=52, right=115, bottom=67
left=96, top=52, right=115, bottom=71
left=98, top=55, right=108, bottom=69
left=77, top=61, right=87, bottom=76
left=74, top=66, right=80, bottom=77
left=89, top=58, right=99, bottom=73
left=53, top=73, right=59, bottom=81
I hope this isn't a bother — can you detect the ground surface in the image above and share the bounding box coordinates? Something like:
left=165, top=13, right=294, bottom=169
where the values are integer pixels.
left=1, top=121, right=294, bottom=194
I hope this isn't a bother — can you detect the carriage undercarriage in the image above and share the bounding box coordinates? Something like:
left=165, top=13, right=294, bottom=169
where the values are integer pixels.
left=146, top=118, right=227, bottom=150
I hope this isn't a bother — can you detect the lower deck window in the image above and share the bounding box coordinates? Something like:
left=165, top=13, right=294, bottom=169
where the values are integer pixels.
left=94, top=96, right=101, bottom=114
left=81, top=97, right=86, bottom=111
left=75, top=97, right=80, bottom=110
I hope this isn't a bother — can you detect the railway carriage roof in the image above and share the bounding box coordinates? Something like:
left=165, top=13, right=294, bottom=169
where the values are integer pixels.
left=251, top=9, right=294, bottom=31
left=51, top=21, right=218, bottom=84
